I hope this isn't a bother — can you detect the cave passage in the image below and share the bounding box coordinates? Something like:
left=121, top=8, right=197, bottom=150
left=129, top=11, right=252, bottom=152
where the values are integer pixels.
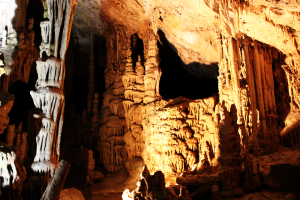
left=158, top=30, right=218, bottom=100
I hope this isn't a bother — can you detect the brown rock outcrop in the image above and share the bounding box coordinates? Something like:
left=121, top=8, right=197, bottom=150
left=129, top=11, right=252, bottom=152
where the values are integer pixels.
left=0, top=91, right=14, bottom=134
left=257, top=149, right=300, bottom=191
left=123, top=166, right=191, bottom=200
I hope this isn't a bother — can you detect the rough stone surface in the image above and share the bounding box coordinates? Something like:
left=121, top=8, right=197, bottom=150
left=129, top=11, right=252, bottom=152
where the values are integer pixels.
left=255, top=149, right=300, bottom=190
left=60, top=188, right=85, bottom=200
left=0, top=91, right=14, bottom=134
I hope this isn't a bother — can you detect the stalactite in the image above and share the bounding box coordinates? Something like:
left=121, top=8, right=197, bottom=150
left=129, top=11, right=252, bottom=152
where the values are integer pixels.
left=25, top=0, right=76, bottom=198
left=99, top=25, right=129, bottom=172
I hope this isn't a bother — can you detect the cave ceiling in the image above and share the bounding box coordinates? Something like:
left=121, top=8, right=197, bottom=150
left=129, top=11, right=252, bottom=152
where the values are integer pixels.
left=73, top=0, right=300, bottom=68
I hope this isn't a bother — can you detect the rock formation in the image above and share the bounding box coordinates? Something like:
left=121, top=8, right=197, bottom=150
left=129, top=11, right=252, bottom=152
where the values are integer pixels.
left=99, top=25, right=129, bottom=172
left=123, top=165, right=191, bottom=200
left=0, top=0, right=300, bottom=199
left=26, top=0, right=77, bottom=199
left=0, top=91, right=14, bottom=134
left=0, top=142, right=23, bottom=199
left=0, top=14, right=38, bottom=92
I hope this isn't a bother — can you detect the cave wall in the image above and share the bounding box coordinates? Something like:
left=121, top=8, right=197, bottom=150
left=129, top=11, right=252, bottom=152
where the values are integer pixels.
left=0, top=0, right=299, bottom=198
left=96, top=0, right=300, bottom=193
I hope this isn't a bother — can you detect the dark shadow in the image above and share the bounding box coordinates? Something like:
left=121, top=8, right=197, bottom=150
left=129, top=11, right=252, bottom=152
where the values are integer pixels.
left=8, top=68, right=37, bottom=132
left=157, top=30, right=218, bottom=100
left=131, top=33, right=145, bottom=70
left=94, top=35, right=106, bottom=110
left=273, top=53, right=290, bottom=126
left=26, top=0, right=44, bottom=45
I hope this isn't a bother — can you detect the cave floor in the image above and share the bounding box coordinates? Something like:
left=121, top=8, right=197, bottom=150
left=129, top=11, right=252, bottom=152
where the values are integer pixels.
left=63, top=164, right=126, bottom=200
left=82, top=192, right=123, bottom=200
left=61, top=146, right=300, bottom=200
left=61, top=145, right=127, bottom=199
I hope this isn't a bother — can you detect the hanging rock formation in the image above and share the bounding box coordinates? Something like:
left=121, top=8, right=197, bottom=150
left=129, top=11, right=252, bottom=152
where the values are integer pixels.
left=25, top=0, right=77, bottom=199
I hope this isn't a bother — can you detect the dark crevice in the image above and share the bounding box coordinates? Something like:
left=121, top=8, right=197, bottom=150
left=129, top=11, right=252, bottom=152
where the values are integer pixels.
left=131, top=33, right=145, bottom=71
left=157, top=30, right=218, bottom=100
left=7, top=68, right=37, bottom=132
left=26, top=0, right=44, bottom=46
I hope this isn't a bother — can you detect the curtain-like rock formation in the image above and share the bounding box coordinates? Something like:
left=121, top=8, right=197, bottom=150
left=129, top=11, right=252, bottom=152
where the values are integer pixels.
left=25, top=0, right=76, bottom=198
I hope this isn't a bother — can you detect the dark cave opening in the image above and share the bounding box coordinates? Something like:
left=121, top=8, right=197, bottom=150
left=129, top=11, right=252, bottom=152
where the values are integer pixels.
left=272, top=52, right=290, bottom=125
left=157, top=30, right=219, bottom=100
left=26, top=0, right=44, bottom=45
left=67, top=35, right=106, bottom=114
left=131, top=33, right=145, bottom=70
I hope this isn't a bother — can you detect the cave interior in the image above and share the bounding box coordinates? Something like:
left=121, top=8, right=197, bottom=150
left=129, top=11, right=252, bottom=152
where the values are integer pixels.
left=0, top=0, right=299, bottom=199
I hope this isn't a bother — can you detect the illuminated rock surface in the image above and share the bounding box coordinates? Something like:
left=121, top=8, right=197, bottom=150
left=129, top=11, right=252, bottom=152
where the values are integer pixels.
left=0, top=0, right=299, bottom=199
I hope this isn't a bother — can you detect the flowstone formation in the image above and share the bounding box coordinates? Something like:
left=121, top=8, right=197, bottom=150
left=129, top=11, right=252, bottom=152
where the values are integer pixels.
left=92, top=0, right=300, bottom=199
left=99, top=25, right=130, bottom=172
left=0, top=0, right=300, bottom=199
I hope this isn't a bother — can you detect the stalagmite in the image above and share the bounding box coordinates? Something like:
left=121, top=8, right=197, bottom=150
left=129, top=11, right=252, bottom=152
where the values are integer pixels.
left=143, top=32, right=162, bottom=104
left=218, top=104, right=243, bottom=198
left=99, top=25, right=129, bottom=172
left=41, top=160, right=71, bottom=200
left=240, top=38, right=258, bottom=148
left=253, top=42, right=267, bottom=137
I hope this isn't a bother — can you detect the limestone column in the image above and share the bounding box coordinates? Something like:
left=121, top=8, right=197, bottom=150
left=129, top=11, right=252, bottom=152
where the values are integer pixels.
left=143, top=32, right=161, bottom=104
left=30, top=0, right=77, bottom=177
left=253, top=41, right=267, bottom=137
left=241, top=38, right=258, bottom=149
left=229, top=38, right=241, bottom=116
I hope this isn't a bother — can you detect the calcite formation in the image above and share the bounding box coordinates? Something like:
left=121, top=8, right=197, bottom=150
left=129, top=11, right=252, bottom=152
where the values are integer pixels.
left=0, top=12, right=38, bottom=92
left=123, top=165, right=191, bottom=200
left=99, top=25, right=130, bottom=172
left=0, top=142, right=23, bottom=199
left=30, top=0, right=76, bottom=176
left=0, top=0, right=300, bottom=199
left=25, top=0, right=77, bottom=199
left=92, top=0, right=300, bottom=199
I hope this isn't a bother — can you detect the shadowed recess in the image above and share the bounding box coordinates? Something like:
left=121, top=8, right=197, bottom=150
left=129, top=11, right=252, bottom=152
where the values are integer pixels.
left=157, top=30, right=218, bottom=100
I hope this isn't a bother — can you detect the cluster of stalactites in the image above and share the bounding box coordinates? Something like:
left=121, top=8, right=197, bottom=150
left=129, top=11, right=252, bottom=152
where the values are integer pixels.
left=143, top=32, right=161, bottom=104
left=29, top=0, right=76, bottom=177
left=0, top=141, right=22, bottom=198
left=141, top=96, right=218, bottom=184
left=0, top=148, right=18, bottom=185
left=99, top=26, right=129, bottom=172
left=218, top=35, right=279, bottom=153
left=0, top=18, right=36, bottom=92
left=40, top=0, right=76, bottom=59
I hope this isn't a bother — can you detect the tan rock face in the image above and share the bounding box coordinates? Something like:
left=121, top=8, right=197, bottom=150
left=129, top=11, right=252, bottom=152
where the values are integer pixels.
left=60, top=188, right=85, bottom=200
left=1, top=0, right=300, bottom=198
left=95, top=0, right=300, bottom=197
